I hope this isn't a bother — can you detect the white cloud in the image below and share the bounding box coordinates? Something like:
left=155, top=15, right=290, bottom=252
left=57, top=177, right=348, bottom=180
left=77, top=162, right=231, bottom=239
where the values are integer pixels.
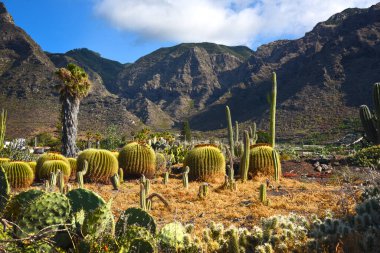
left=94, top=0, right=379, bottom=46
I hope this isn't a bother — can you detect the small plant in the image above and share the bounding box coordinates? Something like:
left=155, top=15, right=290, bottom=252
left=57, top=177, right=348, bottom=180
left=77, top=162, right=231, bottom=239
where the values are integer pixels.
left=198, top=183, right=209, bottom=199
left=183, top=166, right=189, bottom=189
left=259, top=183, right=268, bottom=205
left=110, top=173, right=120, bottom=190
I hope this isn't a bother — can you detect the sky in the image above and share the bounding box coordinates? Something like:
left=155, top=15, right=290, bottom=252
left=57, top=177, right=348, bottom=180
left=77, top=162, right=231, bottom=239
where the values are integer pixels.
left=2, top=0, right=378, bottom=63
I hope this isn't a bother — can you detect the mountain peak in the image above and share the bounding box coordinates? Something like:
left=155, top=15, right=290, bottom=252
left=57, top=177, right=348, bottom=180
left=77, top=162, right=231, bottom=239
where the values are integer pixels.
left=0, top=2, right=14, bottom=24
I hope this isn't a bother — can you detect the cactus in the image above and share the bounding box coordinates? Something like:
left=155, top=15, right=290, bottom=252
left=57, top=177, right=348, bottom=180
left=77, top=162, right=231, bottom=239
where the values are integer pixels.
left=183, top=144, right=225, bottom=181
left=140, top=175, right=151, bottom=195
left=140, top=183, right=148, bottom=211
left=272, top=150, right=281, bottom=182
left=119, top=168, right=124, bottom=183
left=77, top=171, right=84, bottom=188
left=28, top=161, right=37, bottom=174
left=119, top=142, right=156, bottom=178
left=57, top=170, right=65, bottom=193
left=111, top=173, right=120, bottom=190
left=39, top=160, right=71, bottom=182
left=49, top=171, right=57, bottom=191
left=0, top=166, right=10, bottom=214
left=250, top=122, right=258, bottom=145
left=163, top=171, right=169, bottom=185
left=0, top=158, right=10, bottom=164
left=14, top=192, right=71, bottom=237
left=359, top=83, right=380, bottom=144
left=129, top=238, right=156, bottom=253
left=36, top=153, right=70, bottom=179
left=270, top=72, right=277, bottom=148
left=66, top=188, right=106, bottom=214
left=235, top=121, right=239, bottom=143
left=248, top=144, right=281, bottom=177
left=158, top=222, right=186, bottom=250
left=77, top=149, right=118, bottom=183
left=259, top=183, right=268, bottom=205
left=240, top=130, right=250, bottom=182
left=183, top=166, right=189, bottom=189
left=67, top=158, right=77, bottom=178
left=82, top=201, right=115, bottom=239
left=198, top=183, right=209, bottom=199
left=224, top=165, right=237, bottom=191
left=0, top=109, right=6, bottom=151
left=226, top=106, right=235, bottom=157
left=116, top=207, right=157, bottom=236
left=2, top=162, right=34, bottom=188
left=111, top=151, right=119, bottom=159
left=155, top=152, right=166, bottom=173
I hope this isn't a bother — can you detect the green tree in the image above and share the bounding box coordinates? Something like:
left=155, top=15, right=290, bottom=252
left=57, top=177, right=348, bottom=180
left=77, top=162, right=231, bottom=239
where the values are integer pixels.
left=181, top=121, right=192, bottom=142
left=56, top=63, right=91, bottom=157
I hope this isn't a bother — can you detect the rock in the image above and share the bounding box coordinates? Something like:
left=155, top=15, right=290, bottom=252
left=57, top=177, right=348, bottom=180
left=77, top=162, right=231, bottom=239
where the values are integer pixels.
left=325, top=169, right=333, bottom=174
left=313, top=161, right=320, bottom=168
left=315, top=166, right=323, bottom=172
left=321, top=164, right=329, bottom=171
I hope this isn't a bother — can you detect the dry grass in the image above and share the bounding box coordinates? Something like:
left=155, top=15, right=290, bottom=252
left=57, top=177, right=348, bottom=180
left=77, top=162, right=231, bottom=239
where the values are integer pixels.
left=83, top=176, right=357, bottom=234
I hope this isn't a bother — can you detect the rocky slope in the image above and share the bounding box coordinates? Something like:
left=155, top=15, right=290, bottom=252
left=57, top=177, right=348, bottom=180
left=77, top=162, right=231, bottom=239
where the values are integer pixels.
left=0, top=2, right=141, bottom=138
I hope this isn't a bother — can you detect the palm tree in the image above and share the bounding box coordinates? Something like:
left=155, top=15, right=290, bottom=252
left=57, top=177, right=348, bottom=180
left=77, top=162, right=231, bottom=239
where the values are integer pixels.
left=56, top=63, right=91, bottom=157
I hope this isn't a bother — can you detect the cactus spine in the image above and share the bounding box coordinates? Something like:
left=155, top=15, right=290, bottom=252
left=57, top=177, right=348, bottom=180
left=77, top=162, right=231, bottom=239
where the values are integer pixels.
left=111, top=173, right=120, bottom=190
left=183, top=166, right=189, bottom=189
left=272, top=150, right=281, bottom=182
left=0, top=109, right=6, bottom=151
left=241, top=130, right=250, bottom=182
left=226, top=106, right=235, bottom=157
left=270, top=72, right=277, bottom=148
left=359, top=83, right=380, bottom=144
left=259, top=183, right=268, bottom=205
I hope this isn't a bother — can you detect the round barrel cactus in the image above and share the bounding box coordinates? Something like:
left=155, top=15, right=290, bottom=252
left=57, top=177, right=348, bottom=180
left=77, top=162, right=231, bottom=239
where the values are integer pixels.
left=118, top=142, right=156, bottom=178
left=248, top=143, right=281, bottom=176
left=111, top=151, right=119, bottom=159
left=38, top=160, right=71, bottom=182
left=36, top=153, right=70, bottom=179
left=28, top=161, right=37, bottom=174
left=68, top=158, right=77, bottom=178
left=0, top=158, right=10, bottom=164
left=3, top=162, right=34, bottom=188
left=77, top=149, right=118, bottom=183
left=183, top=144, right=225, bottom=181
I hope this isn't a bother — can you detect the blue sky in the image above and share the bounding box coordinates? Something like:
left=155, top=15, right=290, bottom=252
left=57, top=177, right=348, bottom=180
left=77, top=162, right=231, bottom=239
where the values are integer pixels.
left=2, top=0, right=378, bottom=63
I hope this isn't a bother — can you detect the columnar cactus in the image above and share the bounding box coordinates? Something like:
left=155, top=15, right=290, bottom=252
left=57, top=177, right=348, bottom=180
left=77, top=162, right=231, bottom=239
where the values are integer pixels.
left=183, top=144, right=225, bottom=181
left=240, top=130, right=250, bottom=182
left=248, top=144, right=281, bottom=177
left=0, top=109, right=6, bottom=152
left=359, top=83, right=380, bottom=144
left=259, top=184, right=268, bottom=205
left=250, top=122, right=258, bottom=145
left=235, top=121, right=239, bottom=143
left=270, top=72, right=277, bottom=148
left=183, top=166, right=189, bottom=189
left=118, top=142, right=156, bottom=178
left=272, top=150, right=281, bottom=182
left=226, top=106, right=235, bottom=157
left=198, top=183, right=209, bottom=199
left=163, top=171, right=169, bottom=185
left=38, top=160, right=71, bottom=182
left=3, top=162, right=34, bottom=188
left=224, top=165, right=236, bottom=191
left=119, top=168, right=124, bottom=183
left=111, top=173, right=120, bottom=190
left=77, top=149, right=118, bottom=183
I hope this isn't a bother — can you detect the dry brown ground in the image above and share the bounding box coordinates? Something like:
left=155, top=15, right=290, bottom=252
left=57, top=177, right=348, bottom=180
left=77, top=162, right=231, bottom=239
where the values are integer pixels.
left=82, top=176, right=358, bottom=234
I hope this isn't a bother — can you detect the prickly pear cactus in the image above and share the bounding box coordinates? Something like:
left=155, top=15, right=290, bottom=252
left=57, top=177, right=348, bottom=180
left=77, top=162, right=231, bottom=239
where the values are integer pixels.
left=116, top=207, right=157, bottom=236
left=3, top=189, right=44, bottom=222
left=14, top=192, right=71, bottom=237
left=158, top=221, right=186, bottom=250
left=36, top=153, right=70, bottom=178
left=38, top=160, right=71, bottom=182
left=3, top=162, right=34, bottom=188
left=183, top=144, right=225, bottom=181
left=82, top=201, right=115, bottom=239
left=77, top=149, right=118, bottom=183
left=0, top=166, right=10, bottom=214
left=118, top=142, right=156, bottom=178
left=68, top=158, right=77, bottom=178
left=66, top=188, right=106, bottom=214
left=117, top=225, right=156, bottom=252
left=249, top=144, right=281, bottom=177
left=129, top=238, right=156, bottom=253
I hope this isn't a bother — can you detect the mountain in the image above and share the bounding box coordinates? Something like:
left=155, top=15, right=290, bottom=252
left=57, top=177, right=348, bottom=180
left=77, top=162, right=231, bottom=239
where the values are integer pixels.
left=1, top=1, right=380, bottom=142
left=189, top=3, right=380, bottom=141
left=0, top=2, right=141, bottom=138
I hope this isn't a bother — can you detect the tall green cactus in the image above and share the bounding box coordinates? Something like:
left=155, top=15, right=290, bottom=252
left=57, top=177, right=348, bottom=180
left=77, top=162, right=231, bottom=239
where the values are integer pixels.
left=270, top=72, right=277, bottom=148
left=118, top=142, right=156, bottom=178
left=259, top=183, right=268, bottom=205
left=359, top=83, right=380, bottom=144
left=251, top=122, right=258, bottom=145
left=198, top=183, right=209, bottom=199
left=272, top=150, right=281, bottom=182
left=235, top=121, right=239, bottom=143
left=0, top=109, right=6, bottom=151
left=240, top=130, right=250, bottom=182
left=226, top=106, right=235, bottom=157
left=3, top=162, right=34, bottom=188
left=77, top=149, right=118, bottom=183
left=183, top=166, right=189, bottom=189
left=183, top=144, right=225, bottom=181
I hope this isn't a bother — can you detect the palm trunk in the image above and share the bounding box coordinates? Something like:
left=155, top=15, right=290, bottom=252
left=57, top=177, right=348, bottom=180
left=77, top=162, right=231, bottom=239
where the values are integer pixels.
left=62, top=96, right=80, bottom=157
